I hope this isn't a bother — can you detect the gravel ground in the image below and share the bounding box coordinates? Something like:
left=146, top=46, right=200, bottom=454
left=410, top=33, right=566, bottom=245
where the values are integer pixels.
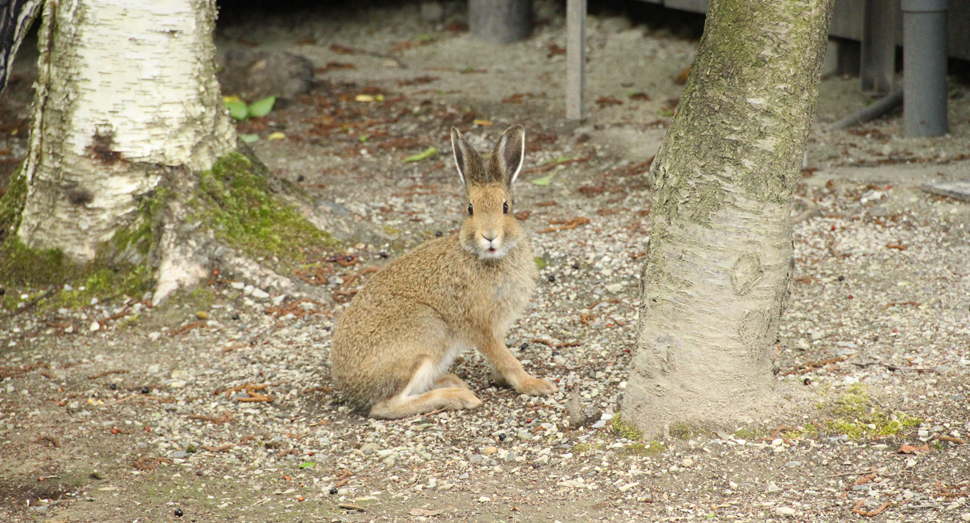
left=1, top=1, right=969, bottom=522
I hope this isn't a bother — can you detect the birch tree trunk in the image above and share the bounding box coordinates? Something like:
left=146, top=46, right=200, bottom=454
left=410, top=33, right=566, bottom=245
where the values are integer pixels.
left=14, top=0, right=235, bottom=302
left=621, top=0, right=833, bottom=438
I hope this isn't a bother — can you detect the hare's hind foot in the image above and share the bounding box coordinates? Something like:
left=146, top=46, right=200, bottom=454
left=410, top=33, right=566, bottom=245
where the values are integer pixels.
left=368, top=358, right=480, bottom=419
left=433, top=373, right=470, bottom=390
left=370, top=388, right=481, bottom=419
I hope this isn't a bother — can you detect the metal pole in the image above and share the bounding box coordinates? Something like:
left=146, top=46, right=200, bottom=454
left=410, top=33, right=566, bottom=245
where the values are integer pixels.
left=566, top=0, right=586, bottom=121
left=901, top=0, right=948, bottom=137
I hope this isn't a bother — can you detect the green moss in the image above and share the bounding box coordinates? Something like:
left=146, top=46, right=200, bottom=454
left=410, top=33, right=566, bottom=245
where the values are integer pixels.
left=0, top=237, right=155, bottom=312
left=194, top=152, right=334, bottom=263
left=572, top=442, right=602, bottom=454
left=0, top=236, right=68, bottom=286
left=782, top=423, right=818, bottom=441
left=730, top=427, right=760, bottom=441
left=669, top=423, right=708, bottom=440
left=622, top=441, right=666, bottom=456
left=110, top=187, right=167, bottom=259
left=611, top=413, right=644, bottom=440
left=0, top=167, right=27, bottom=240
left=813, top=384, right=922, bottom=440
left=534, top=256, right=548, bottom=270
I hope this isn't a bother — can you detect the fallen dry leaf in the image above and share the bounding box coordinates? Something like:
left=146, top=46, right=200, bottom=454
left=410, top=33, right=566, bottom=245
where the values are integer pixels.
left=898, top=443, right=930, bottom=455
left=595, top=96, right=623, bottom=107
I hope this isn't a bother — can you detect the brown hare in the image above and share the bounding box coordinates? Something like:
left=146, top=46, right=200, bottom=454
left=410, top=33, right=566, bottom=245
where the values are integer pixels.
left=330, top=125, right=557, bottom=419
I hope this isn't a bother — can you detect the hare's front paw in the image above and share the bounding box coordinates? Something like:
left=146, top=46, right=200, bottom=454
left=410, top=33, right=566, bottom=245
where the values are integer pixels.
left=515, top=376, right=557, bottom=396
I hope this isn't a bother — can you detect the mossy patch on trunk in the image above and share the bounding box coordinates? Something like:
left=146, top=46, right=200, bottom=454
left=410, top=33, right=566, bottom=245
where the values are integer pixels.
left=0, top=167, right=27, bottom=243
left=194, top=151, right=335, bottom=264
left=1, top=151, right=334, bottom=312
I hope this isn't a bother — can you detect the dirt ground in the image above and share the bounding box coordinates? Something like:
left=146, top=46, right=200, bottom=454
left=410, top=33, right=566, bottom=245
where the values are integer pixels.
left=2, top=1, right=969, bottom=522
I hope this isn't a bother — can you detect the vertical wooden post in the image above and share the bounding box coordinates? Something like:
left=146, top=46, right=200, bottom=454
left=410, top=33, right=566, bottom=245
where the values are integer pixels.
left=861, top=0, right=897, bottom=94
left=566, top=0, right=586, bottom=121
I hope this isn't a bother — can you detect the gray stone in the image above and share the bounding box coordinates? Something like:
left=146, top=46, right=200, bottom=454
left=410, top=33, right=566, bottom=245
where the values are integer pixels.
left=420, top=1, right=445, bottom=22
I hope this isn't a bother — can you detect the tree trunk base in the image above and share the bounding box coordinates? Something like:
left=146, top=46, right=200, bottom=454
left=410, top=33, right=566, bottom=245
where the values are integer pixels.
left=3, top=149, right=345, bottom=310
left=469, top=0, right=533, bottom=44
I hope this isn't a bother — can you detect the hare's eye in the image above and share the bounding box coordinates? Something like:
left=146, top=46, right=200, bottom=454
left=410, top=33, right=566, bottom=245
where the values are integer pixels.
left=467, top=203, right=473, bottom=216
left=503, top=201, right=509, bottom=214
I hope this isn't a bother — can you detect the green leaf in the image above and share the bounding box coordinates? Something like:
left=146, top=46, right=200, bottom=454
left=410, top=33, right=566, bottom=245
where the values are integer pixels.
left=538, top=156, right=576, bottom=166
left=404, top=146, right=438, bottom=162
left=248, top=96, right=277, bottom=118
left=226, top=99, right=249, bottom=121
left=530, top=172, right=557, bottom=186
left=299, top=462, right=316, bottom=469
left=359, top=134, right=369, bottom=143
left=239, top=133, right=260, bottom=143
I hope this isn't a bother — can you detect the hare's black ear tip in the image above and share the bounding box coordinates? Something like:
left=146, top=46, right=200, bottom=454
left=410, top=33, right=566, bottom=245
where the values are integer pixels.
left=506, top=125, right=525, bottom=140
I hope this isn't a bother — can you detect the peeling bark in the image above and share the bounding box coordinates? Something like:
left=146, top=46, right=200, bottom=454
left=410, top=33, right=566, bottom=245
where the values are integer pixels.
left=622, top=0, right=834, bottom=438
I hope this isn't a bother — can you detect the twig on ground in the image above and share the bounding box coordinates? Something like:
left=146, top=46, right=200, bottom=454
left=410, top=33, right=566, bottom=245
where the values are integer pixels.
left=4, top=287, right=57, bottom=318
left=852, top=499, right=891, bottom=517
left=201, top=443, right=234, bottom=452
left=225, top=383, right=275, bottom=403
left=536, top=216, right=590, bottom=234
left=88, top=369, right=129, bottom=379
left=186, top=412, right=234, bottom=424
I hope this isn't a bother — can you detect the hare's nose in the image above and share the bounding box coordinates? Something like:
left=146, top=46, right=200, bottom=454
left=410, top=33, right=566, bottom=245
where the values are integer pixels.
left=482, top=233, right=497, bottom=242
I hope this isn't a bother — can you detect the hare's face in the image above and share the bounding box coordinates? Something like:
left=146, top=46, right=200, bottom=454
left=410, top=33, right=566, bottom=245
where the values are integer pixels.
left=451, top=124, right=527, bottom=261
left=461, top=184, right=522, bottom=260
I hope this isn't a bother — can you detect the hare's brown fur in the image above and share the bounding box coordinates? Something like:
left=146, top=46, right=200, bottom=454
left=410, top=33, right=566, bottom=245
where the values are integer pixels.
left=330, top=125, right=556, bottom=419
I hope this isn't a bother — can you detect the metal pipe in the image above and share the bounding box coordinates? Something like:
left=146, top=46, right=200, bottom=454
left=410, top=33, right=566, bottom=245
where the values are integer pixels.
left=830, top=90, right=903, bottom=130
left=566, top=0, right=587, bottom=121
left=901, top=0, right=948, bottom=137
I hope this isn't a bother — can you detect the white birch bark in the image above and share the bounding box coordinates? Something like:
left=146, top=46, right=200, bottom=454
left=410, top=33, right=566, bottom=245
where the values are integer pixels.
left=18, top=0, right=234, bottom=261
left=621, top=0, right=833, bottom=438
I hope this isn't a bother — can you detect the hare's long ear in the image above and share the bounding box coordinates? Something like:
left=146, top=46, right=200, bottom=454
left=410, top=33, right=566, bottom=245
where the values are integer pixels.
left=490, top=125, right=526, bottom=186
left=451, top=127, right=486, bottom=187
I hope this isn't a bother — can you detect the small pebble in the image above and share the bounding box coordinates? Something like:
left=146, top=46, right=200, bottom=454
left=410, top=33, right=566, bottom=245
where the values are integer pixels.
left=547, top=275, right=555, bottom=282
left=174, top=508, right=183, bottom=518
